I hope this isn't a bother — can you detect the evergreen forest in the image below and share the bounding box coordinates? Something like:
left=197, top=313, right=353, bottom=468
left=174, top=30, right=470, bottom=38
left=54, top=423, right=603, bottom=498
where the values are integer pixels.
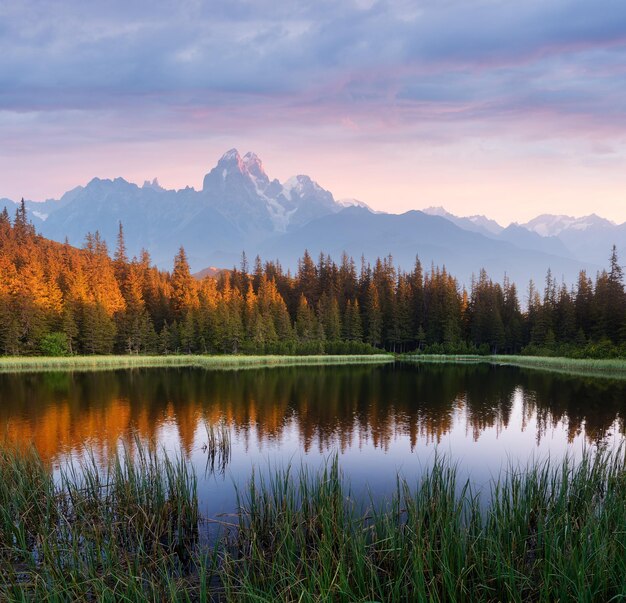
left=1, top=201, right=625, bottom=358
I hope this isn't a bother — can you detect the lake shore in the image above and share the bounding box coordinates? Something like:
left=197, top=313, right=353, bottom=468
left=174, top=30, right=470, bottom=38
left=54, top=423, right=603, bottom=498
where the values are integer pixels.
left=404, top=354, right=626, bottom=379
left=0, top=353, right=394, bottom=373
left=1, top=353, right=625, bottom=379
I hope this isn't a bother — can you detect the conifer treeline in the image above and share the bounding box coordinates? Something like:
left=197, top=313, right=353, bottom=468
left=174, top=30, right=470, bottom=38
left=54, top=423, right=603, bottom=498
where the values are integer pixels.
left=1, top=202, right=625, bottom=357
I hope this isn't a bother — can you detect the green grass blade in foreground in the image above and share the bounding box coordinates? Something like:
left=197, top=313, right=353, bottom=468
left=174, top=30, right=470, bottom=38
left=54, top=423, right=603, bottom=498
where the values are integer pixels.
left=0, top=439, right=214, bottom=601
left=223, top=446, right=626, bottom=602
left=0, top=440, right=624, bottom=601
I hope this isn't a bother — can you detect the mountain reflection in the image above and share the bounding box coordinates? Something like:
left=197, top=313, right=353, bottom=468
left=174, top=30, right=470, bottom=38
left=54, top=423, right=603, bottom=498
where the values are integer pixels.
left=0, top=364, right=624, bottom=462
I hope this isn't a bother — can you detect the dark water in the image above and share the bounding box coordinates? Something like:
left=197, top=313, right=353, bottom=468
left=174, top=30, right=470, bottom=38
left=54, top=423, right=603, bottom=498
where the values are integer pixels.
left=1, top=362, right=625, bottom=516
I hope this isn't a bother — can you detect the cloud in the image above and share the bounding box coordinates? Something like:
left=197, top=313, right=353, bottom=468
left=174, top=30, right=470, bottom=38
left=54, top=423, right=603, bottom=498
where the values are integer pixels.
left=2, top=0, right=625, bottom=100
left=2, top=0, right=626, bottom=215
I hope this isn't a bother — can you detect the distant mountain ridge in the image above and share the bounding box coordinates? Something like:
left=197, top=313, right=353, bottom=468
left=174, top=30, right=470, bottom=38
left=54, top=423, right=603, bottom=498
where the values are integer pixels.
left=2, top=149, right=346, bottom=269
left=2, top=149, right=624, bottom=288
left=423, top=207, right=625, bottom=268
left=522, top=214, right=616, bottom=237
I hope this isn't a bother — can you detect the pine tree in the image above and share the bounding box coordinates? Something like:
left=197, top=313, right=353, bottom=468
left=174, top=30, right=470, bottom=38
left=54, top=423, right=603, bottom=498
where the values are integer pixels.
left=297, top=250, right=318, bottom=306
left=318, top=292, right=341, bottom=341
left=296, top=294, right=316, bottom=342
left=62, top=305, right=79, bottom=355
left=343, top=299, right=363, bottom=341
left=171, top=247, right=197, bottom=319
left=113, top=222, right=129, bottom=283
left=605, top=245, right=625, bottom=341
left=365, top=283, right=382, bottom=348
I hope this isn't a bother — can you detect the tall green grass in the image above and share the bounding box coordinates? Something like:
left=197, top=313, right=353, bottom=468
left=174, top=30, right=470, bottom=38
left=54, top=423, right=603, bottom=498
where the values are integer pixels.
left=491, top=354, right=626, bottom=378
left=222, top=449, right=626, bottom=602
left=1, top=442, right=625, bottom=601
left=0, top=440, right=211, bottom=602
left=0, top=354, right=393, bottom=374
left=406, top=353, right=626, bottom=379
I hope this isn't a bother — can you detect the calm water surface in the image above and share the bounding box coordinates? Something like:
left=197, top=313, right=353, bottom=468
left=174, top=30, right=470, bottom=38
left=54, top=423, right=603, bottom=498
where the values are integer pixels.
left=1, top=362, right=625, bottom=516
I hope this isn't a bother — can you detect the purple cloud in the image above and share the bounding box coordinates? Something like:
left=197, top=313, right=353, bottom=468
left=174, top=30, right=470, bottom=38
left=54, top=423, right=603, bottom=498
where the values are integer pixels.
left=2, top=0, right=626, bottom=221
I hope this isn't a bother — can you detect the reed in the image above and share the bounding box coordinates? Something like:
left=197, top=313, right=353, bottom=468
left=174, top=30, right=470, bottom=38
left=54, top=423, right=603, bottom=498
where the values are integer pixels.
left=491, top=354, right=626, bottom=378
left=0, top=439, right=209, bottom=601
left=0, top=353, right=393, bottom=374
left=202, top=420, right=232, bottom=475
left=405, top=354, right=626, bottom=379
left=1, top=442, right=625, bottom=601
left=222, top=448, right=626, bottom=602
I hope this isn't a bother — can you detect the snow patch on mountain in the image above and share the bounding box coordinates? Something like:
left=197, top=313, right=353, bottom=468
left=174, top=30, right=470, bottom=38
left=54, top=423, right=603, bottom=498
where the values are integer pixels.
left=338, top=198, right=376, bottom=212
left=466, top=214, right=503, bottom=235
left=522, top=214, right=616, bottom=237
left=423, top=206, right=504, bottom=235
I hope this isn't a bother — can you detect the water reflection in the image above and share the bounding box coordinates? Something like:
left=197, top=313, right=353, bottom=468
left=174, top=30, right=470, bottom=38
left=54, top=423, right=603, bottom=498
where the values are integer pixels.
left=0, top=363, right=624, bottom=463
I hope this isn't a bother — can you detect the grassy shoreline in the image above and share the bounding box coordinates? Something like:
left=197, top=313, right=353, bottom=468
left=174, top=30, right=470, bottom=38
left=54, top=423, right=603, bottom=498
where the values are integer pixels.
left=1, top=443, right=624, bottom=601
left=404, top=353, right=626, bottom=379
left=1, top=352, right=625, bottom=379
left=0, top=353, right=393, bottom=373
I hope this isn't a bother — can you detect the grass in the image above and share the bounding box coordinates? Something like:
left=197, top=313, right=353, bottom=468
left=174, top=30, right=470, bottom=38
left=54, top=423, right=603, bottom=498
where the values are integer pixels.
left=1, top=441, right=625, bottom=601
left=202, top=421, right=231, bottom=476
left=0, top=353, right=393, bottom=374
left=222, top=449, right=626, bottom=602
left=0, top=439, right=209, bottom=601
left=405, top=353, right=626, bottom=379
left=2, top=352, right=625, bottom=380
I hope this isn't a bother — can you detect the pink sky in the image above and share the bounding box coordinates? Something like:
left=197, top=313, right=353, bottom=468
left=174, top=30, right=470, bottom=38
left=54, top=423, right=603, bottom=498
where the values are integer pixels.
left=2, top=0, right=626, bottom=224
left=4, top=129, right=626, bottom=226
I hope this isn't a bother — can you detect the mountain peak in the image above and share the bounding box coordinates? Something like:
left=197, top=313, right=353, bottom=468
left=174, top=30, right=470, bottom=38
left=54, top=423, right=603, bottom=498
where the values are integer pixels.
left=142, top=178, right=165, bottom=192
left=242, top=151, right=268, bottom=184
left=423, top=206, right=453, bottom=218
left=522, top=213, right=616, bottom=237
left=337, top=198, right=375, bottom=212
left=422, top=206, right=504, bottom=236
left=85, top=176, right=133, bottom=189
left=283, top=175, right=316, bottom=194
left=211, top=148, right=248, bottom=183
left=220, top=148, right=241, bottom=162
left=243, top=151, right=260, bottom=163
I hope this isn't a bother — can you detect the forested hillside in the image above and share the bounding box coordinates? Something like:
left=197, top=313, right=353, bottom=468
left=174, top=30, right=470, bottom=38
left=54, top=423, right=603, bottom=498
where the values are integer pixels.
left=1, top=201, right=625, bottom=357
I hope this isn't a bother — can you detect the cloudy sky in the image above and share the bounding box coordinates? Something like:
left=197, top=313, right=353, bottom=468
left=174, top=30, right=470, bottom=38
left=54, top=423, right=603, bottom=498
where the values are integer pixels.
left=2, top=0, right=626, bottom=224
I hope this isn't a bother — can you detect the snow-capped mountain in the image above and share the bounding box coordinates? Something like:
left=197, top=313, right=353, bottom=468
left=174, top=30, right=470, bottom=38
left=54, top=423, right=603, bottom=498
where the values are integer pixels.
left=422, top=207, right=573, bottom=258
left=420, top=207, right=625, bottom=268
left=2, top=150, right=624, bottom=287
left=337, top=198, right=377, bottom=212
left=201, top=149, right=341, bottom=234
left=423, top=207, right=504, bottom=236
left=518, top=214, right=625, bottom=266
left=522, top=214, right=616, bottom=237
left=3, top=149, right=346, bottom=268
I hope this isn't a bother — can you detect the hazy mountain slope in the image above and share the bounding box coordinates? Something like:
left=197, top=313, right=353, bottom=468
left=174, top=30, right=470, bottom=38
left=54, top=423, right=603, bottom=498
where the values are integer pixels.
left=521, top=214, right=624, bottom=267
left=423, top=206, right=504, bottom=237
left=27, top=149, right=343, bottom=268
left=3, top=150, right=622, bottom=280
left=262, top=207, right=597, bottom=289
left=423, top=207, right=573, bottom=258
left=496, top=224, right=573, bottom=259
left=38, top=178, right=242, bottom=267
